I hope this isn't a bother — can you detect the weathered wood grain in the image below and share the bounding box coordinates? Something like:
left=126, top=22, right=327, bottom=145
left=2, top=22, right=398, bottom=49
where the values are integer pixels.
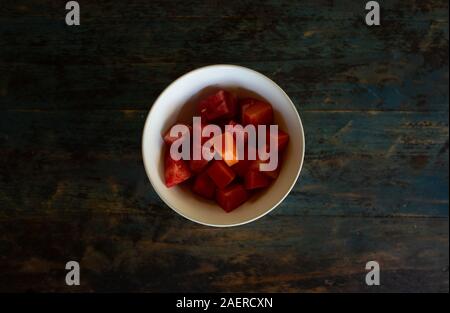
left=0, top=214, right=447, bottom=292
left=1, top=0, right=448, bottom=110
left=0, top=0, right=448, bottom=292
left=0, top=110, right=447, bottom=217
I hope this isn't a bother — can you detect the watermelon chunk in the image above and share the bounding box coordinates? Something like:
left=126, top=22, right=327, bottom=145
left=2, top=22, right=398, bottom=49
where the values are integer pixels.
left=192, top=172, right=216, bottom=199
left=189, top=159, right=209, bottom=174
left=164, top=150, right=191, bottom=187
left=198, top=90, right=237, bottom=122
left=231, top=159, right=251, bottom=178
left=192, top=120, right=214, bottom=144
left=265, top=128, right=289, bottom=152
left=216, top=184, right=249, bottom=212
left=241, top=98, right=273, bottom=126
left=163, top=123, right=192, bottom=145
left=244, top=170, right=271, bottom=190
left=225, top=120, right=248, bottom=142
left=189, top=121, right=213, bottom=173
left=161, top=89, right=289, bottom=214
left=261, top=163, right=280, bottom=179
left=211, top=132, right=239, bottom=167
left=248, top=156, right=281, bottom=179
left=207, top=160, right=236, bottom=189
left=197, top=101, right=209, bottom=122
left=230, top=140, right=259, bottom=177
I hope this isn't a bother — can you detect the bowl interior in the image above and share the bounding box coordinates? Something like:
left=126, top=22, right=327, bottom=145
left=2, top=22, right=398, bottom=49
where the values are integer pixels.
left=142, top=65, right=304, bottom=226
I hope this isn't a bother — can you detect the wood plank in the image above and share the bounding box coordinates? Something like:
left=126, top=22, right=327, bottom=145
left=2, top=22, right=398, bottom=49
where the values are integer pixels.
left=0, top=214, right=447, bottom=292
left=2, top=0, right=449, bottom=19
left=1, top=0, right=448, bottom=110
left=0, top=110, right=447, bottom=217
left=0, top=0, right=448, bottom=293
left=0, top=60, right=447, bottom=111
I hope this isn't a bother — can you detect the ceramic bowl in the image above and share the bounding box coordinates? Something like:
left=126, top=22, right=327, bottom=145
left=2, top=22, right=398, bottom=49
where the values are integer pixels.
left=142, top=65, right=305, bottom=227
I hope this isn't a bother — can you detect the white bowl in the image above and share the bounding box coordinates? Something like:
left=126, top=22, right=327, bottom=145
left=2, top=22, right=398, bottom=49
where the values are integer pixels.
left=142, top=65, right=305, bottom=227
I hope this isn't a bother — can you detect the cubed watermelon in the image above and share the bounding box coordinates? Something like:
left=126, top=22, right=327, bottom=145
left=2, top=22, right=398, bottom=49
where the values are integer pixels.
left=206, top=160, right=236, bottom=189
left=190, top=136, right=209, bottom=173
left=244, top=170, right=271, bottom=190
left=249, top=157, right=281, bottom=179
left=164, top=150, right=191, bottom=187
left=163, top=123, right=192, bottom=145
left=216, top=184, right=249, bottom=212
left=189, top=158, right=209, bottom=174
left=211, top=132, right=239, bottom=167
left=231, top=159, right=251, bottom=178
left=162, top=89, right=289, bottom=214
left=197, top=101, right=209, bottom=122
left=192, top=172, right=216, bottom=199
left=192, top=119, right=214, bottom=143
left=265, top=128, right=289, bottom=152
left=241, top=98, right=273, bottom=126
left=261, top=164, right=280, bottom=179
left=198, top=90, right=237, bottom=122
left=226, top=120, right=248, bottom=142
left=230, top=141, right=259, bottom=177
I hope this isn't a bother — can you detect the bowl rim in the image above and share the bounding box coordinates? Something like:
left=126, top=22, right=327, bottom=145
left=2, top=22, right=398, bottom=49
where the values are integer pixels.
left=141, top=64, right=305, bottom=227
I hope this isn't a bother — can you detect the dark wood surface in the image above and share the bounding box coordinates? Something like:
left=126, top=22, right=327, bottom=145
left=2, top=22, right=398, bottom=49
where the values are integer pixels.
left=0, top=0, right=448, bottom=292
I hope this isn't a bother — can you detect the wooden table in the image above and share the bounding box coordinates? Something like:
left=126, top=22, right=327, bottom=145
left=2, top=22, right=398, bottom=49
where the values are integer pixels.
left=0, top=0, right=448, bottom=292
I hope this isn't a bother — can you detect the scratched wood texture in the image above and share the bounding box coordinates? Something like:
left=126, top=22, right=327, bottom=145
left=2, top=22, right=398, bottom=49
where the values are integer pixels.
left=0, top=0, right=448, bottom=292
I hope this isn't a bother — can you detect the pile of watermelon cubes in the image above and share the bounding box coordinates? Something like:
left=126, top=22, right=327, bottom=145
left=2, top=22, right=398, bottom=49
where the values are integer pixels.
left=162, top=90, right=289, bottom=212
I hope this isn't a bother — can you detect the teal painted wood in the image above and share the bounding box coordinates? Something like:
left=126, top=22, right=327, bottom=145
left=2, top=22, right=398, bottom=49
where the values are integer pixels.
left=0, top=110, right=447, bottom=217
left=1, top=1, right=448, bottom=111
left=0, top=214, right=447, bottom=292
left=0, top=0, right=448, bottom=292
